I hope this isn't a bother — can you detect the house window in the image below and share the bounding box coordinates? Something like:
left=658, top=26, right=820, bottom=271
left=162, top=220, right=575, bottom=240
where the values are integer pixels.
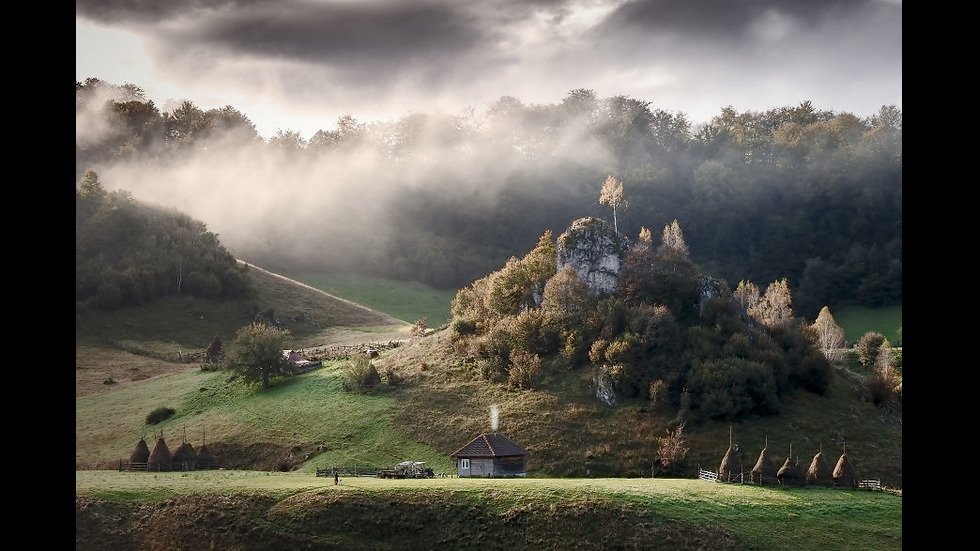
left=460, top=459, right=470, bottom=469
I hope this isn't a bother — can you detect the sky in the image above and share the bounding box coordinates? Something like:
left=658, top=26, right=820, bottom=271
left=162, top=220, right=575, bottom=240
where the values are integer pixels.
left=76, top=0, right=902, bottom=141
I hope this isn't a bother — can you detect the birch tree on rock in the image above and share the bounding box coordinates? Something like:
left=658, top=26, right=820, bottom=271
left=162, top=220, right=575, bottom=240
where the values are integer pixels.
left=599, top=175, right=628, bottom=234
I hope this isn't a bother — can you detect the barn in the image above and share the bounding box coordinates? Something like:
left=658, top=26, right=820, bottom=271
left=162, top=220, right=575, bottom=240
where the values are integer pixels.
left=451, top=433, right=528, bottom=477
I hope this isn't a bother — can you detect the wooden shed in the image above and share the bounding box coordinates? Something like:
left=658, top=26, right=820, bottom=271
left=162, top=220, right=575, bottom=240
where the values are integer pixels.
left=450, top=433, right=528, bottom=477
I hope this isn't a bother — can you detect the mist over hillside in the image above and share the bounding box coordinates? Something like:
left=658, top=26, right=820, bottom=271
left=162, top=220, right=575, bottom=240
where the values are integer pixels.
left=76, top=79, right=901, bottom=319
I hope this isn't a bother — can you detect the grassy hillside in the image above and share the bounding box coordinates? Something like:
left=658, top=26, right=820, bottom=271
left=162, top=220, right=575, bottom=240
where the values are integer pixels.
left=76, top=266, right=901, bottom=490
left=283, top=271, right=456, bottom=327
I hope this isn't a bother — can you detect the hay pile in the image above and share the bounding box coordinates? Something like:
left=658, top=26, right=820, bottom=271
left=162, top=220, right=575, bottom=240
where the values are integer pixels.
left=129, top=438, right=150, bottom=464
left=172, top=442, right=197, bottom=471
left=832, top=452, right=858, bottom=488
left=777, top=456, right=805, bottom=487
left=718, top=446, right=742, bottom=483
left=806, top=450, right=833, bottom=487
left=147, top=437, right=173, bottom=471
left=750, top=446, right=777, bottom=485
left=197, top=444, right=216, bottom=469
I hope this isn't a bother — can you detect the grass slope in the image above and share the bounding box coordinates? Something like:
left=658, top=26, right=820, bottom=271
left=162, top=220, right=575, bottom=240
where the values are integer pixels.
left=284, top=271, right=456, bottom=327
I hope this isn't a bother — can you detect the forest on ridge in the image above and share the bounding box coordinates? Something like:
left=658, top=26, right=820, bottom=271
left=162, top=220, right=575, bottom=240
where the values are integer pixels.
left=75, top=78, right=901, bottom=320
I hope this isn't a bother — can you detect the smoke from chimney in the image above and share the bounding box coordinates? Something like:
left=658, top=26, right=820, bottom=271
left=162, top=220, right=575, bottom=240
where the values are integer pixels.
left=491, top=404, right=499, bottom=433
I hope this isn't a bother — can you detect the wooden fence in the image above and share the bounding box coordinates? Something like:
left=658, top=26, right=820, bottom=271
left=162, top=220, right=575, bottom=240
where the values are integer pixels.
left=858, top=479, right=882, bottom=490
left=698, top=468, right=719, bottom=482
left=317, top=465, right=382, bottom=478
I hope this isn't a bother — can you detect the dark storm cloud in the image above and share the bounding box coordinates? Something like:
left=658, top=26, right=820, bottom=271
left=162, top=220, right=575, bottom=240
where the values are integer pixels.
left=77, top=0, right=900, bottom=138
left=75, top=0, right=266, bottom=25
left=600, top=0, right=892, bottom=37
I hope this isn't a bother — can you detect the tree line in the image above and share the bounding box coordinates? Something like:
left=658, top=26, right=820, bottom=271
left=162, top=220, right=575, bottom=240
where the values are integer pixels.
left=75, top=170, right=251, bottom=309
left=76, top=78, right=901, bottom=319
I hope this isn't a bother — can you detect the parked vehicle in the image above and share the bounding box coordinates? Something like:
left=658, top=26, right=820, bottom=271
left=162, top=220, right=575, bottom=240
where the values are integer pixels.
left=376, top=461, right=434, bottom=479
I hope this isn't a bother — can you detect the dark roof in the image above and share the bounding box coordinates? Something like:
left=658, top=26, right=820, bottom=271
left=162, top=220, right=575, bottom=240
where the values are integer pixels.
left=451, top=433, right=528, bottom=458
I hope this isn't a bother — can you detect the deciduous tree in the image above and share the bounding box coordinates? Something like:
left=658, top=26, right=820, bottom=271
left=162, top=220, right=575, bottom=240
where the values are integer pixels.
left=656, top=422, right=689, bottom=476
left=599, top=175, right=627, bottom=233
left=857, top=331, right=886, bottom=368
left=225, top=322, right=293, bottom=387
left=810, top=306, right=845, bottom=361
left=749, top=279, right=794, bottom=328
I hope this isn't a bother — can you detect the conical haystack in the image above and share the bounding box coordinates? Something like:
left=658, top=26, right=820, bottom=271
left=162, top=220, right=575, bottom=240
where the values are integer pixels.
left=750, top=443, right=777, bottom=485
left=806, top=448, right=833, bottom=487
left=129, top=438, right=150, bottom=464
left=718, top=446, right=742, bottom=482
left=717, top=427, right=742, bottom=482
left=197, top=430, right=216, bottom=469
left=832, top=452, right=858, bottom=488
left=172, top=441, right=197, bottom=471
left=776, top=444, right=804, bottom=486
left=147, top=436, right=173, bottom=471
left=197, top=445, right=216, bottom=469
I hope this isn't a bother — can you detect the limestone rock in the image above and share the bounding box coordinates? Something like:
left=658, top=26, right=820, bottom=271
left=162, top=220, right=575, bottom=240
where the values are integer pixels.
left=556, top=217, right=630, bottom=295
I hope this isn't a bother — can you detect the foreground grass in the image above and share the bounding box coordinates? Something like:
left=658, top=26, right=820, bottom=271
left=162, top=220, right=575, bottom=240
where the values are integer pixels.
left=76, top=471, right=901, bottom=550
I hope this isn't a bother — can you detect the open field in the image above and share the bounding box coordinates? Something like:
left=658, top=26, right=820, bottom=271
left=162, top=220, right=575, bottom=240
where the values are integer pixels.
left=76, top=471, right=901, bottom=550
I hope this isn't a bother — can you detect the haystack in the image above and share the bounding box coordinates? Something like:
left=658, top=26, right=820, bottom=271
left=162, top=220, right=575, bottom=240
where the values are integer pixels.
left=832, top=452, right=858, bottom=488
left=805, top=448, right=833, bottom=487
left=717, top=427, right=742, bottom=482
left=776, top=444, right=804, bottom=486
left=718, top=446, right=742, bottom=482
left=147, top=436, right=172, bottom=471
left=197, top=445, right=216, bottom=469
left=197, top=430, right=216, bottom=469
left=129, top=438, right=150, bottom=464
left=172, top=441, right=197, bottom=471
left=750, top=442, right=777, bottom=485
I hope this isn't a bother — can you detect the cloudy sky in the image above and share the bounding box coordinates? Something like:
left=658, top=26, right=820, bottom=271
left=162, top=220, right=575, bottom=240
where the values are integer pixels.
left=76, top=0, right=902, bottom=141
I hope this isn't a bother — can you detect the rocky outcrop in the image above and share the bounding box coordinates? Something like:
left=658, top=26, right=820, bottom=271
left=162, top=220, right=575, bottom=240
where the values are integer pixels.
left=592, top=368, right=618, bottom=406
left=697, top=275, right=729, bottom=316
left=556, top=217, right=630, bottom=295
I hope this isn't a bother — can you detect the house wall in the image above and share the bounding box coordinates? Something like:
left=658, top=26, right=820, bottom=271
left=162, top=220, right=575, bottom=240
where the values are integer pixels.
left=457, top=457, right=495, bottom=477
left=457, top=456, right=525, bottom=477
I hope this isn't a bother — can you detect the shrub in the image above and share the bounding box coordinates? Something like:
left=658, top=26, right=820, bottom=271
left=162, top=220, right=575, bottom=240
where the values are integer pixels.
left=508, top=349, right=540, bottom=390
left=450, top=317, right=478, bottom=336
left=857, top=331, right=886, bottom=368
left=648, top=379, right=667, bottom=408
left=864, top=372, right=896, bottom=406
left=341, top=353, right=375, bottom=393
left=411, top=317, right=428, bottom=337
left=146, top=406, right=176, bottom=425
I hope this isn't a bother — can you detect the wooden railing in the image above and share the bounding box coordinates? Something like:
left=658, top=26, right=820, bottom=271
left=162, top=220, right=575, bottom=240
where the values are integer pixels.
left=858, top=479, right=882, bottom=490
left=698, top=468, right=718, bottom=482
